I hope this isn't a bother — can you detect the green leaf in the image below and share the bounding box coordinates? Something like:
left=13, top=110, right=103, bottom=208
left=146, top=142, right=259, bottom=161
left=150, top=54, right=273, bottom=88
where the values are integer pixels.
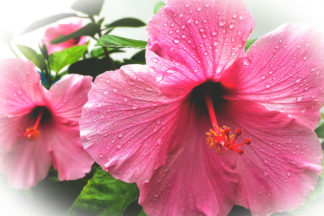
left=245, top=38, right=257, bottom=52
left=106, top=18, right=146, bottom=28
left=51, top=23, right=100, bottom=44
left=68, top=166, right=139, bottom=216
left=22, top=13, right=77, bottom=33
left=49, top=45, right=88, bottom=73
left=315, top=123, right=324, bottom=138
left=154, top=1, right=166, bottom=14
left=90, top=47, right=123, bottom=58
left=97, top=35, right=147, bottom=49
left=72, top=0, right=105, bottom=15
left=17, top=44, right=46, bottom=69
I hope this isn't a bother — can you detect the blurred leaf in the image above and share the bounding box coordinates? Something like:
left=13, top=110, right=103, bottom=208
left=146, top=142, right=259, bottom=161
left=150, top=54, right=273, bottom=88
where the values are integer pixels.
left=245, top=39, right=257, bottom=52
left=39, top=44, right=49, bottom=60
left=51, top=23, right=99, bottom=44
left=72, top=0, right=105, bottom=15
left=154, top=1, right=166, bottom=14
left=122, top=49, right=146, bottom=66
left=68, top=166, right=139, bottom=216
left=97, top=17, right=105, bottom=26
left=17, top=44, right=46, bottom=70
left=106, top=18, right=146, bottom=28
left=122, top=199, right=142, bottom=216
left=316, top=123, right=324, bottom=138
left=49, top=44, right=88, bottom=73
left=68, top=58, right=114, bottom=77
left=138, top=210, right=147, bottom=216
left=131, top=49, right=146, bottom=64
left=90, top=47, right=123, bottom=58
left=97, top=35, right=147, bottom=49
left=22, top=13, right=77, bottom=33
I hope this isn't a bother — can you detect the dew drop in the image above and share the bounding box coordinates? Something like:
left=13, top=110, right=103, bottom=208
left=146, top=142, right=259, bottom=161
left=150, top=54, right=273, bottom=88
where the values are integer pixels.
left=243, top=59, right=250, bottom=66
left=261, top=76, right=265, bottom=80
left=123, top=98, right=128, bottom=102
left=297, top=96, right=303, bottom=102
left=173, top=39, right=180, bottom=44
left=197, top=7, right=202, bottom=11
left=98, top=154, right=103, bottom=158
left=287, top=172, right=291, bottom=177
left=219, top=19, right=225, bottom=27
left=104, top=91, right=108, bottom=95
left=118, top=133, right=123, bottom=138
left=153, top=58, right=158, bottom=63
left=266, top=84, right=271, bottom=88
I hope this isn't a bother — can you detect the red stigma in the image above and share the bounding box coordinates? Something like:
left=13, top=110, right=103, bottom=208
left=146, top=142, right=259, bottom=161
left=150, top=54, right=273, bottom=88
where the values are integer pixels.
left=24, top=110, right=43, bottom=141
left=204, top=93, right=251, bottom=155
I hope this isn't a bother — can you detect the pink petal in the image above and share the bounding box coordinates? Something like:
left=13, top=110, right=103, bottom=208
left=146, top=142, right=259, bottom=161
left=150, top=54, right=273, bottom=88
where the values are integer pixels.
left=47, top=74, right=92, bottom=121
left=80, top=65, right=187, bottom=184
left=0, top=125, right=52, bottom=189
left=146, top=0, right=255, bottom=90
left=49, top=120, right=94, bottom=181
left=0, top=59, right=45, bottom=115
left=138, top=110, right=239, bottom=216
left=42, top=18, right=87, bottom=54
left=221, top=24, right=324, bottom=129
left=217, top=100, right=322, bottom=215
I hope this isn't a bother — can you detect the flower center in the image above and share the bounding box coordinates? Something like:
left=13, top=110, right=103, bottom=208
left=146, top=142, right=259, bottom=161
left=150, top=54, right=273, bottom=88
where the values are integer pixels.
left=24, top=106, right=52, bottom=141
left=204, top=91, right=251, bottom=155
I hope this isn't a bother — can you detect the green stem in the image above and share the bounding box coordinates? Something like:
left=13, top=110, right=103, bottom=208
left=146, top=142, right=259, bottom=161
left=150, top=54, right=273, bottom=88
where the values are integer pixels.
left=89, top=15, right=115, bottom=69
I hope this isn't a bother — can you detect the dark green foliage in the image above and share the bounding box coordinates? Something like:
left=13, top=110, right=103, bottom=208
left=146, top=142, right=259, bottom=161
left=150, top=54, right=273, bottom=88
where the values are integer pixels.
left=68, top=58, right=114, bottom=77
left=106, top=18, right=146, bottom=28
left=68, top=166, right=139, bottom=216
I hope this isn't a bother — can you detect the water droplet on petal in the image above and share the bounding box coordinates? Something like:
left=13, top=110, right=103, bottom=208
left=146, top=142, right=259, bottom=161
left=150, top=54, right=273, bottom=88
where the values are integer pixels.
left=118, top=133, right=123, bottom=138
left=219, top=19, right=226, bottom=27
left=173, top=39, right=180, bottom=44
left=243, top=59, right=250, bottom=66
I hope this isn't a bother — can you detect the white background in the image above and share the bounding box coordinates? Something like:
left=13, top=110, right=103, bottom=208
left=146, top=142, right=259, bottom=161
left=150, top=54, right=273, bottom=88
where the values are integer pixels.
left=0, top=0, right=324, bottom=215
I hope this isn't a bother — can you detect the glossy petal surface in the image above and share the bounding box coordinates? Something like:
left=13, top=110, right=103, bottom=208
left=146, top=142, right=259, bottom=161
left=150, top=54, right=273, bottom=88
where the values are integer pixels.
left=221, top=24, right=324, bottom=128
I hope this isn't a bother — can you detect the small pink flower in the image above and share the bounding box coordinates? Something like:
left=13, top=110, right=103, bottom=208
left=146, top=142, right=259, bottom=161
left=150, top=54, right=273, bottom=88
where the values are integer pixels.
left=80, top=0, right=324, bottom=215
left=0, top=58, right=94, bottom=189
left=42, top=18, right=88, bottom=54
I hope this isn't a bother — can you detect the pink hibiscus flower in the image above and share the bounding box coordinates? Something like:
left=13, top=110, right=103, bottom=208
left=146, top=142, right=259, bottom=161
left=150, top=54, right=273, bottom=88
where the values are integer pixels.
left=80, top=0, right=324, bottom=215
left=0, top=59, right=94, bottom=189
left=42, top=18, right=88, bottom=54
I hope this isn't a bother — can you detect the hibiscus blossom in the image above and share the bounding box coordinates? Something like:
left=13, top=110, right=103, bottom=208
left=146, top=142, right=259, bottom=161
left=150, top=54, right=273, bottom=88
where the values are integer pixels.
left=0, top=59, right=94, bottom=189
left=80, top=0, right=324, bottom=215
left=42, top=18, right=88, bottom=54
